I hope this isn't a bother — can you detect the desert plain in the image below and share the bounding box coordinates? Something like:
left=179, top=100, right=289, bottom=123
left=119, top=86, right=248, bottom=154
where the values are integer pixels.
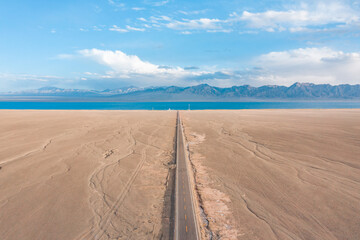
left=0, top=110, right=176, bottom=240
left=182, top=109, right=360, bottom=240
left=0, top=109, right=359, bottom=240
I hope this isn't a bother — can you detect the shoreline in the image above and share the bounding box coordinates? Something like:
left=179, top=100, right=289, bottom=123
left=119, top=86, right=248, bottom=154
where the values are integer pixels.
left=1, top=101, right=360, bottom=111
left=1, top=108, right=360, bottom=111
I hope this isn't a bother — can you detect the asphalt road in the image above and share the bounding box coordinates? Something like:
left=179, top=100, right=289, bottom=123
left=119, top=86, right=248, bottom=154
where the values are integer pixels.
left=175, top=111, right=200, bottom=240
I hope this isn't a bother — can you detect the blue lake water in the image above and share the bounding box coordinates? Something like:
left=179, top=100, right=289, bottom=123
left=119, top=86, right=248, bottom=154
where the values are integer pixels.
left=0, top=102, right=360, bottom=110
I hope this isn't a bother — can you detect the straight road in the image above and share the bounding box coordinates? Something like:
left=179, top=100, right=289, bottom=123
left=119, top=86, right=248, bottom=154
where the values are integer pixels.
left=175, top=111, right=200, bottom=240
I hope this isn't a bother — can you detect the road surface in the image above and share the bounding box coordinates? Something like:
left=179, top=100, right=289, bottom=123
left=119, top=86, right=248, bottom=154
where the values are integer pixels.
left=175, top=111, right=200, bottom=240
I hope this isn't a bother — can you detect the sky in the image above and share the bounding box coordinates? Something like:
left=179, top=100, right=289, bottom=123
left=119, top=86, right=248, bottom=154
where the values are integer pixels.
left=1, top=0, right=360, bottom=91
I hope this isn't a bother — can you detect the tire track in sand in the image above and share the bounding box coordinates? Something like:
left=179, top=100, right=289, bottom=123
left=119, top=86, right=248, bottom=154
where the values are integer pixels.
left=90, top=147, right=147, bottom=240
left=78, top=123, right=164, bottom=240
left=75, top=127, right=137, bottom=240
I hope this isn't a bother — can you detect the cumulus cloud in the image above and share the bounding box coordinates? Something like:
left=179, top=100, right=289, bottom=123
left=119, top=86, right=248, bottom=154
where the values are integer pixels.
left=79, top=49, right=166, bottom=75
left=57, top=47, right=360, bottom=88
left=75, top=49, right=239, bottom=86
left=254, top=47, right=360, bottom=85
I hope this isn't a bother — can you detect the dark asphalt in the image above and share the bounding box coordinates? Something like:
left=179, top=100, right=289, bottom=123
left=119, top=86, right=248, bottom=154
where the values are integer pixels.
left=175, top=111, right=200, bottom=240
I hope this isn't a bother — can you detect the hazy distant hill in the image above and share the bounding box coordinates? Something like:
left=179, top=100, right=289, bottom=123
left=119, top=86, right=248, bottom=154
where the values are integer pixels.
left=1, top=83, right=360, bottom=101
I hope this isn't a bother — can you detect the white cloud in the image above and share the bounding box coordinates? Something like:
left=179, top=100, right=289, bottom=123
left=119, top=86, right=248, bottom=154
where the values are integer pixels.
left=148, top=16, right=232, bottom=32
left=151, top=0, right=169, bottom=7
left=132, top=7, right=145, bottom=11
left=0, top=73, right=67, bottom=91
left=78, top=49, right=182, bottom=75
left=57, top=54, right=74, bottom=59
left=238, top=1, right=359, bottom=32
left=109, top=25, right=146, bottom=32
left=92, top=26, right=103, bottom=31
left=254, top=47, right=360, bottom=85
left=126, top=25, right=145, bottom=31
left=148, top=16, right=172, bottom=23
left=4, top=73, right=63, bottom=82
left=75, top=49, right=240, bottom=86
left=178, top=9, right=208, bottom=15
left=109, top=25, right=128, bottom=32
left=58, top=47, right=360, bottom=88
left=134, top=1, right=360, bottom=33
left=108, top=0, right=125, bottom=8
left=139, top=15, right=226, bottom=31
left=207, top=29, right=232, bottom=33
left=166, top=18, right=223, bottom=30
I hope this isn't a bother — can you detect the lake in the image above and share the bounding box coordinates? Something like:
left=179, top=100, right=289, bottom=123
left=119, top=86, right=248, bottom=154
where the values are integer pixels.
left=1, top=102, right=360, bottom=110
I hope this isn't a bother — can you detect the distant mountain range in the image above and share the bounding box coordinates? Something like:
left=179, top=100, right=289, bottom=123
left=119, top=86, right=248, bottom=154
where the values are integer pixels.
left=1, top=83, right=360, bottom=101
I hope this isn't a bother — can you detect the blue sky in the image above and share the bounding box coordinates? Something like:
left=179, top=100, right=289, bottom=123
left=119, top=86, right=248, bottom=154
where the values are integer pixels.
left=1, top=0, right=360, bottom=91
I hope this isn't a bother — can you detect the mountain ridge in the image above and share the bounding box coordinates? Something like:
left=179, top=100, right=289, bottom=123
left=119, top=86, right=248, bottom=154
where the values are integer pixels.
left=1, top=82, right=360, bottom=101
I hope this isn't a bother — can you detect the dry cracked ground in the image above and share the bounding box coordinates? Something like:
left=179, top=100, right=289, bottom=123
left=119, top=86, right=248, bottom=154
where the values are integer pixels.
left=0, top=109, right=360, bottom=240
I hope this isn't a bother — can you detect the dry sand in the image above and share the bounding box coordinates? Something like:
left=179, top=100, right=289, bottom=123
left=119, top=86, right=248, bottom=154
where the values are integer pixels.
left=182, top=109, right=360, bottom=240
left=0, top=110, right=176, bottom=240
left=1, top=109, right=360, bottom=240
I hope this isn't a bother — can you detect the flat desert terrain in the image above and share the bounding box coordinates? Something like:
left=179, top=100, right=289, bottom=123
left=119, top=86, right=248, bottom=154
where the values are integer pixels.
left=0, top=110, right=176, bottom=240
left=1, top=109, right=360, bottom=240
left=182, top=110, right=360, bottom=240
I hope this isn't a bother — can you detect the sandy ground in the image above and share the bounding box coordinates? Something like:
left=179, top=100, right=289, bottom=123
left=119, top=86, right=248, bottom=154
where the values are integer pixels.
left=0, top=110, right=176, bottom=240
left=182, top=110, right=360, bottom=240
